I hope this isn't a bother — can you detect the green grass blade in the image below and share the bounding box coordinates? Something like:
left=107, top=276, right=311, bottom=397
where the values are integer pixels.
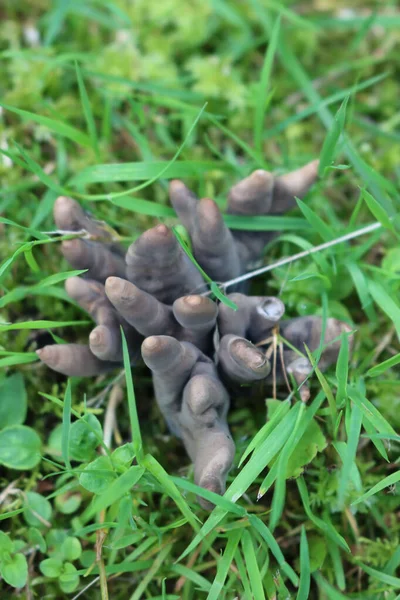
left=296, top=199, right=334, bottom=242
left=223, top=214, right=310, bottom=231
left=362, top=418, right=389, bottom=462
left=368, top=279, right=400, bottom=337
left=264, top=73, right=388, bottom=140
left=346, top=262, right=376, bottom=321
left=61, top=380, right=72, bottom=470
left=296, top=527, right=310, bottom=600
left=259, top=391, right=326, bottom=498
left=171, top=477, right=245, bottom=517
left=0, top=102, right=92, bottom=147
left=354, top=560, right=400, bottom=588
left=172, top=226, right=237, bottom=310
left=178, top=405, right=300, bottom=562
left=206, top=529, right=242, bottom=600
left=241, top=530, right=265, bottom=600
left=335, top=332, right=349, bottom=406
left=129, top=545, right=173, bottom=600
left=206, top=114, right=264, bottom=166
left=171, top=564, right=212, bottom=593
left=313, top=572, right=348, bottom=599
left=318, top=95, right=349, bottom=176
left=254, top=16, right=280, bottom=153
left=234, top=549, right=254, bottom=600
left=0, top=353, right=38, bottom=368
left=337, top=403, right=363, bottom=507
left=248, top=515, right=299, bottom=587
left=352, top=470, right=400, bottom=506
left=82, top=466, right=145, bottom=522
left=304, top=346, right=337, bottom=433
left=367, top=353, right=400, bottom=377
left=0, top=319, right=90, bottom=332
left=120, top=327, right=143, bottom=462
left=70, top=160, right=231, bottom=186
left=385, top=547, right=400, bottom=576
left=75, top=61, right=99, bottom=157
left=269, top=402, right=306, bottom=531
left=239, top=398, right=290, bottom=466
left=78, top=103, right=207, bottom=200
left=349, top=386, right=397, bottom=436
left=327, top=540, right=345, bottom=591
left=142, top=454, right=200, bottom=532
left=297, top=477, right=350, bottom=552
left=362, top=188, right=396, bottom=233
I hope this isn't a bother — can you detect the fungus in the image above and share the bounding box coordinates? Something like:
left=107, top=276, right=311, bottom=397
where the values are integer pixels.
left=37, top=159, right=353, bottom=507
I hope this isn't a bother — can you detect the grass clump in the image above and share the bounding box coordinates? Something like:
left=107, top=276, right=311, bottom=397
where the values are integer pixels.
left=1, top=1, right=400, bottom=598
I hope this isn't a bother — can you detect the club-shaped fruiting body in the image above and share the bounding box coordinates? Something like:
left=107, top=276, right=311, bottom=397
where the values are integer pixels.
left=35, top=158, right=354, bottom=509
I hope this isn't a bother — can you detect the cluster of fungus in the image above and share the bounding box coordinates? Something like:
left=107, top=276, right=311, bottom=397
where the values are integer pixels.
left=36, top=159, right=352, bottom=509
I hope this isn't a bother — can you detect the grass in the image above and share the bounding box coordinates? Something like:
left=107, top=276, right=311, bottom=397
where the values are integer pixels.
left=0, top=0, right=399, bottom=598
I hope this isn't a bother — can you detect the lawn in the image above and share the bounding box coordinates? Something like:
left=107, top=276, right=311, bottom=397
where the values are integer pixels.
left=0, top=0, right=399, bottom=598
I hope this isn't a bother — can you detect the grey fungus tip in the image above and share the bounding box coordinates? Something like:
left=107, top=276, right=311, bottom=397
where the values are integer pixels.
left=126, top=224, right=176, bottom=264
left=218, top=335, right=271, bottom=383
left=169, top=179, right=189, bottom=195
left=258, top=297, right=285, bottom=322
left=230, top=338, right=268, bottom=371
left=272, top=159, right=320, bottom=213
left=53, top=196, right=83, bottom=229
left=228, top=169, right=274, bottom=214
left=105, top=276, right=136, bottom=303
left=141, top=335, right=183, bottom=371
left=173, top=295, right=218, bottom=329
left=35, top=345, right=58, bottom=367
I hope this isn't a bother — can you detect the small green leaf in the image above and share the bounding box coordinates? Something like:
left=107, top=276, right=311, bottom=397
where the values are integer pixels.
left=61, top=537, right=82, bottom=561
left=59, top=566, right=80, bottom=593
left=24, top=492, right=52, bottom=528
left=111, top=443, right=135, bottom=466
left=0, top=531, right=14, bottom=553
left=82, top=466, right=145, bottom=521
left=28, top=527, right=47, bottom=552
left=285, top=418, right=327, bottom=478
left=1, top=553, right=28, bottom=588
left=55, top=493, right=81, bottom=515
left=79, top=456, right=116, bottom=494
left=0, top=374, right=27, bottom=428
left=308, top=535, right=327, bottom=572
left=68, top=414, right=102, bottom=462
left=0, top=425, right=41, bottom=470
left=40, top=557, right=63, bottom=578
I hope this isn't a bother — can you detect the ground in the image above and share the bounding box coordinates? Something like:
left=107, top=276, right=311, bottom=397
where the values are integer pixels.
left=0, top=0, right=399, bottom=598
